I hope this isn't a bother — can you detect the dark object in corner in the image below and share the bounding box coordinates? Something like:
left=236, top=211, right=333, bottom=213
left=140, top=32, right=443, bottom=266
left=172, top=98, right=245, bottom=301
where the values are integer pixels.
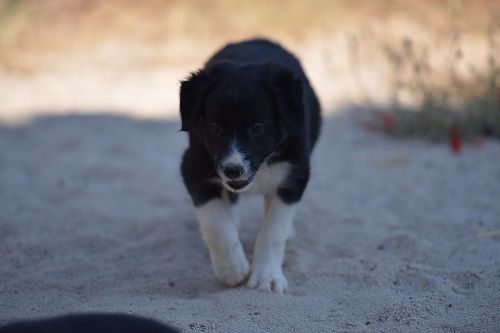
left=0, top=313, right=179, bottom=333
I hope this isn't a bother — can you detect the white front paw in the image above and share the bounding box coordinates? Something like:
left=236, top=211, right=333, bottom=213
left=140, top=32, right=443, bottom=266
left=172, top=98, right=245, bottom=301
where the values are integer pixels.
left=247, top=265, right=288, bottom=293
left=212, top=248, right=249, bottom=286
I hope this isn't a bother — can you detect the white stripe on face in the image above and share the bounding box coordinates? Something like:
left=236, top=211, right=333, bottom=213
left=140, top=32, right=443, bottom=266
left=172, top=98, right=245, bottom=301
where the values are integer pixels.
left=219, top=139, right=250, bottom=180
left=224, top=140, right=245, bottom=166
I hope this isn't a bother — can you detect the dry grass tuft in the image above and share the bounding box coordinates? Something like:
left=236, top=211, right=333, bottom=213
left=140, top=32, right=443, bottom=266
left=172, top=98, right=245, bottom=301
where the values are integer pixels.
left=363, top=17, right=500, bottom=141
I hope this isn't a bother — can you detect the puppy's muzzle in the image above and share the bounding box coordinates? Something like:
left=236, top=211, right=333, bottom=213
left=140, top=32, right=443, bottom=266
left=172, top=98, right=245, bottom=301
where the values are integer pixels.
left=218, top=162, right=253, bottom=192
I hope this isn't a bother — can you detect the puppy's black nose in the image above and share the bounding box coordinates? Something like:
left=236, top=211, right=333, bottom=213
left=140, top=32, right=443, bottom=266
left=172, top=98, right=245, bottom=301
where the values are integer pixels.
left=222, top=164, right=244, bottom=179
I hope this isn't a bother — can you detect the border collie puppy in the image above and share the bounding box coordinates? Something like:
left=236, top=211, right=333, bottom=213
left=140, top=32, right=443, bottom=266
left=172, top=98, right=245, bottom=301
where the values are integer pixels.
left=180, top=38, right=321, bottom=293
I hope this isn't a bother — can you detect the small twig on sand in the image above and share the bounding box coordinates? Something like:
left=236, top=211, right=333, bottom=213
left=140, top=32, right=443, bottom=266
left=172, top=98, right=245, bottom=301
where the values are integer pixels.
left=476, top=230, right=500, bottom=238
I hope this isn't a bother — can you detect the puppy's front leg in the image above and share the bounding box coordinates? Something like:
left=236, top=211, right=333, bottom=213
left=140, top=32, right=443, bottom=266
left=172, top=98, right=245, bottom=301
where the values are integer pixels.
left=247, top=195, right=297, bottom=293
left=196, top=198, right=249, bottom=286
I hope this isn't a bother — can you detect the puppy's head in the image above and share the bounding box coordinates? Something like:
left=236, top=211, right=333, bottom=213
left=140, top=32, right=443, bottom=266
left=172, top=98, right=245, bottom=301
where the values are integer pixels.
left=180, top=61, right=303, bottom=193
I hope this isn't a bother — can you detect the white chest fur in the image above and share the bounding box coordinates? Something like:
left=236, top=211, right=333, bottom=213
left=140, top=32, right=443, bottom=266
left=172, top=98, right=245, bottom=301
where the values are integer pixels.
left=247, top=161, right=291, bottom=195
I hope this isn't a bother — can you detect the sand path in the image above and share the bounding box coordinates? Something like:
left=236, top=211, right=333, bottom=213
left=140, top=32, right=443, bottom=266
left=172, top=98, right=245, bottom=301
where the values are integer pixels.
left=1, top=111, right=499, bottom=332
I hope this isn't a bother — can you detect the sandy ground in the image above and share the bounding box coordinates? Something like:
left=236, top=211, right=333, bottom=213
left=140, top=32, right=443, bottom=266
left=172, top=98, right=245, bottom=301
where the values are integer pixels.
left=0, top=108, right=499, bottom=332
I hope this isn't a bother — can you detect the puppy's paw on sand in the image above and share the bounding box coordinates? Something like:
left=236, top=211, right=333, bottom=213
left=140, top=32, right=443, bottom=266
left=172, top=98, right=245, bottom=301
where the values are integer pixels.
left=247, top=266, right=288, bottom=293
left=212, top=250, right=250, bottom=286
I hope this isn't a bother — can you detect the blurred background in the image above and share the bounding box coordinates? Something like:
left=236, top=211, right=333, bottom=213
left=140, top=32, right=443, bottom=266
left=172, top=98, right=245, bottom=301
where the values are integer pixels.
left=0, top=0, right=498, bottom=141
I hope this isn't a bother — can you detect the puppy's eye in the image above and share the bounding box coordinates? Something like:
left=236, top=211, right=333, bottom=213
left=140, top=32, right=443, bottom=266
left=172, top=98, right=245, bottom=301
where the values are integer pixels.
left=209, top=122, right=223, bottom=135
left=250, top=123, right=265, bottom=135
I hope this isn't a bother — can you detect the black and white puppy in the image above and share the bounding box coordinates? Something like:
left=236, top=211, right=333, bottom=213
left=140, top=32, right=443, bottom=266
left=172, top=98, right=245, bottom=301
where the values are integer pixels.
left=180, top=39, right=321, bottom=293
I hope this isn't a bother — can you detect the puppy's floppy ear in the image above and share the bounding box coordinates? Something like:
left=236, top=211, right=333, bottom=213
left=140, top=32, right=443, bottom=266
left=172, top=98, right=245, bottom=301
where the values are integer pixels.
left=179, top=69, right=208, bottom=131
left=264, top=64, right=304, bottom=132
